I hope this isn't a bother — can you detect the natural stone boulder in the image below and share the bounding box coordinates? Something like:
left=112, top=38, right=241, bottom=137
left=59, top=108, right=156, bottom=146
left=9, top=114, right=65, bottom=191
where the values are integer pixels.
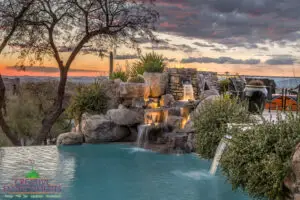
left=56, top=132, right=84, bottom=146
left=284, top=143, right=300, bottom=199
left=173, top=135, right=188, bottom=150
left=106, top=108, right=143, bottom=125
left=186, top=133, right=196, bottom=153
left=193, top=95, right=220, bottom=115
left=284, top=143, right=300, bottom=200
left=119, top=82, right=150, bottom=99
left=147, top=125, right=164, bottom=143
left=132, top=97, right=145, bottom=108
left=183, top=119, right=195, bottom=133
left=293, top=143, right=300, bottom=180
left=123, top=126, right=139, bottom=142
left=121, top=99, right=132, bottom=108
left=198, top=74, right=206, bottom=93
left=202, top=94, right=220, bottom=103
left=158, top=132, right=197, bottom=154
left=118, top=104, right=126, bottom=109
left=143, top=72, right=168, bottom=97
left=98, top=78, right=121, bottom=109
left=81, top=114, right=130, bottom=143
left=160, top=94, right=175, bottom=107
left=202, top=89, right=220, bottom=99
left=197, top=72, right=219, bottom=92
left=168, top=107, right=181, bottom=116
left=165, top=133, right=190, bottom=153
left=166, top=115, right=183, bottom=129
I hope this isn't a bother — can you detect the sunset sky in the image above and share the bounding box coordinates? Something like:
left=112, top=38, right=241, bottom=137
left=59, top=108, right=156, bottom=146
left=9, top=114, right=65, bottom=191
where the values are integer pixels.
left=1, top=0, right=300, bottom=77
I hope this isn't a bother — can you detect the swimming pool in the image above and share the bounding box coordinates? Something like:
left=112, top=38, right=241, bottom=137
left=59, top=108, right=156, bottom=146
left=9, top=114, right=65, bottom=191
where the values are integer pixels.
left=0, top=144, right=251, bottom=200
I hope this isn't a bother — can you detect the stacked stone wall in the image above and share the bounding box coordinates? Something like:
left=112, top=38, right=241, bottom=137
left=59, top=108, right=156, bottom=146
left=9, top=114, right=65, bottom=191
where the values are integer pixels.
left=167, top=68, right=219, bottom=100
left=167, top=68, right=198, bottom=100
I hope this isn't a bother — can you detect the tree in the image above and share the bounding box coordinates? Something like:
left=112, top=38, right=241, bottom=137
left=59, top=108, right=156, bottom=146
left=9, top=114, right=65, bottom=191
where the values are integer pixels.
left=14, top=0, right=159, bottom=145
left=0, top=0, right=36, bottom=146
left=0, top=0, right=35, bottom=54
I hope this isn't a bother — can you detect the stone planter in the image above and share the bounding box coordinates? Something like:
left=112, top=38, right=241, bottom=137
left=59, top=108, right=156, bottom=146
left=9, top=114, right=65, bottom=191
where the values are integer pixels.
left=244, top=85, right=268, bottom=97
left=143, top=72, right=168, bottom=97
left=244, top=85, right=267, bottom=113
left=119, top=82, right=150, bottom=99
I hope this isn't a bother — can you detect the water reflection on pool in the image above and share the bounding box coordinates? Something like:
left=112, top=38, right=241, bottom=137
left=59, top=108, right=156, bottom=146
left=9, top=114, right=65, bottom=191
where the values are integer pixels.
left=0, top=144, right=251, bottom=200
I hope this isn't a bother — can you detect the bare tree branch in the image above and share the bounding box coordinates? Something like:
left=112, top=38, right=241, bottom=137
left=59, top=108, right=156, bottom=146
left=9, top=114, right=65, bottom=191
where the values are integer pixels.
left=0, top=0, right=36, bottom=146
left=4, top=0, right=159, bottom=145
left=0, top=75, right=21, bottom=146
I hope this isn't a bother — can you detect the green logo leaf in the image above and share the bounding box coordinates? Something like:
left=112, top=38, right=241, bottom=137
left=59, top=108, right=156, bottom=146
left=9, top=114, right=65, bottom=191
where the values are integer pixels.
left=25, top=169, right=40, bottom=179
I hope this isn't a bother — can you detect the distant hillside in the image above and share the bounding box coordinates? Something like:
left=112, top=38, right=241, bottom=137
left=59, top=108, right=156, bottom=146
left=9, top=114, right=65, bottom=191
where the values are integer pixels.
left=3, top=76, right=105, bottom=84
left=275, top=78, right=300, bottom=89
left=5, top=75, right=300, bottom=89
left=245, top=76, right=300, bottom=89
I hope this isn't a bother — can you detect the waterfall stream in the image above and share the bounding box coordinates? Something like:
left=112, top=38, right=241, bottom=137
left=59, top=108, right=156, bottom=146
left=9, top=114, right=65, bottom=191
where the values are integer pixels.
left=183, top=84, right=194, bottom=101
left=136, top=125, right=150, bottom=147
left=209, top=135, right=232, bottom=175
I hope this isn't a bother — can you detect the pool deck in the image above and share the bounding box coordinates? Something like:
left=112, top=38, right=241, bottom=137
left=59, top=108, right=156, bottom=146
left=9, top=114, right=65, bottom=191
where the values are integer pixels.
left=262, top=109, right=297, bottom=122
left=228, top=110, right=296, bottom=131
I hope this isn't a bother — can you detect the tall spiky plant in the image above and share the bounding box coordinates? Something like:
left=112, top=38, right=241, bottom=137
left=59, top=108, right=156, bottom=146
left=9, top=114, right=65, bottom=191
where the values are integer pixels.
left=128, top=52, right=166, bottom=77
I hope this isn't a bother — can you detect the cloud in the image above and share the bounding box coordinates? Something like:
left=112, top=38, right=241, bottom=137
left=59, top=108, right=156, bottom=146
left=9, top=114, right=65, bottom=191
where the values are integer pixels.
left=145, top=45, right=178, bottom=51
left=259, top=47, right=269, bottom=51
left=165, top=58, right=177, bottom=62
left=58, top=45, right=107, bottom=53
left=265, top=57, right=296, bottom=65
left=6, top=66, right=100, bottom=73
left=181, top=56, right=260, bottom=64
left=145, top=43, right=197, bottom=53
left=173, top=44, right=198, bottom=53
left=135, top=38, right=170, bottom=45
left=211, top=48, right=226, bottom=52
left=156, top=0, right=300, bottom=48
left=193, top=42, right=215, bottom=48
left=114, top=54, right=138, bottom=60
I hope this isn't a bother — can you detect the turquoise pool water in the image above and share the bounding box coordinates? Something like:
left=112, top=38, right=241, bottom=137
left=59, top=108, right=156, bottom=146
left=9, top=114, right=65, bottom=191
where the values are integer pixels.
left=0, top=144, right=251, bottom=200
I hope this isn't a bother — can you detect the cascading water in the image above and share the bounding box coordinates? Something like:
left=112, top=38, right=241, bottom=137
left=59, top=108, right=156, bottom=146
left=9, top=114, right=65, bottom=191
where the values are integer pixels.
left=209, top=135, right=232, bottom=175
left=136, top=124, right=150, bottom=147
left=183, top=84, right=194, bottom=101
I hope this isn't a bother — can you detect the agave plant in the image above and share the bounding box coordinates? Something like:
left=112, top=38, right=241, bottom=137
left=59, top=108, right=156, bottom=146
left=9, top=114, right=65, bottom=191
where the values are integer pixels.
left=141, top=52, right=166, bottom=73
left=109, top=67, right=128, bottom=82
left=128, top=52, right=166, bottom=76
left=127, top=75, right=145, bottom=83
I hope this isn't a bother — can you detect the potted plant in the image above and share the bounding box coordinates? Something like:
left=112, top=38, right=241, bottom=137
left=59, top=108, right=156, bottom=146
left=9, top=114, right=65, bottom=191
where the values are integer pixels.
left=244, top=80, right=268, bottom=113
left=138, top=52, right=168, bottom=98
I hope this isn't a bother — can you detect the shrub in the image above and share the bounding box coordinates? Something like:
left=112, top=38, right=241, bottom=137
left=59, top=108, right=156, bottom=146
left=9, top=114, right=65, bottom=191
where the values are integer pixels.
left=248, top=79, right=265, bottom=86
left=21, top=81, right=57, bottom=114
left=127, top=75, right=145, bottom=83
left=66, top=81, right=109, bottom=121
left=221, top=113, right=300, bottom=200
left=127, top=62, right=145, bottom=78
left=193, top=95, right=253, bottom=159
left=109, top=67, right=128, bottom=82
left=3, top=82, right=71, bottom=143
left=219, top=79, right=230, bottom=94
left=0, top=131, right=11, bottom=147
left=6, top=95, right=42, bottom=138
